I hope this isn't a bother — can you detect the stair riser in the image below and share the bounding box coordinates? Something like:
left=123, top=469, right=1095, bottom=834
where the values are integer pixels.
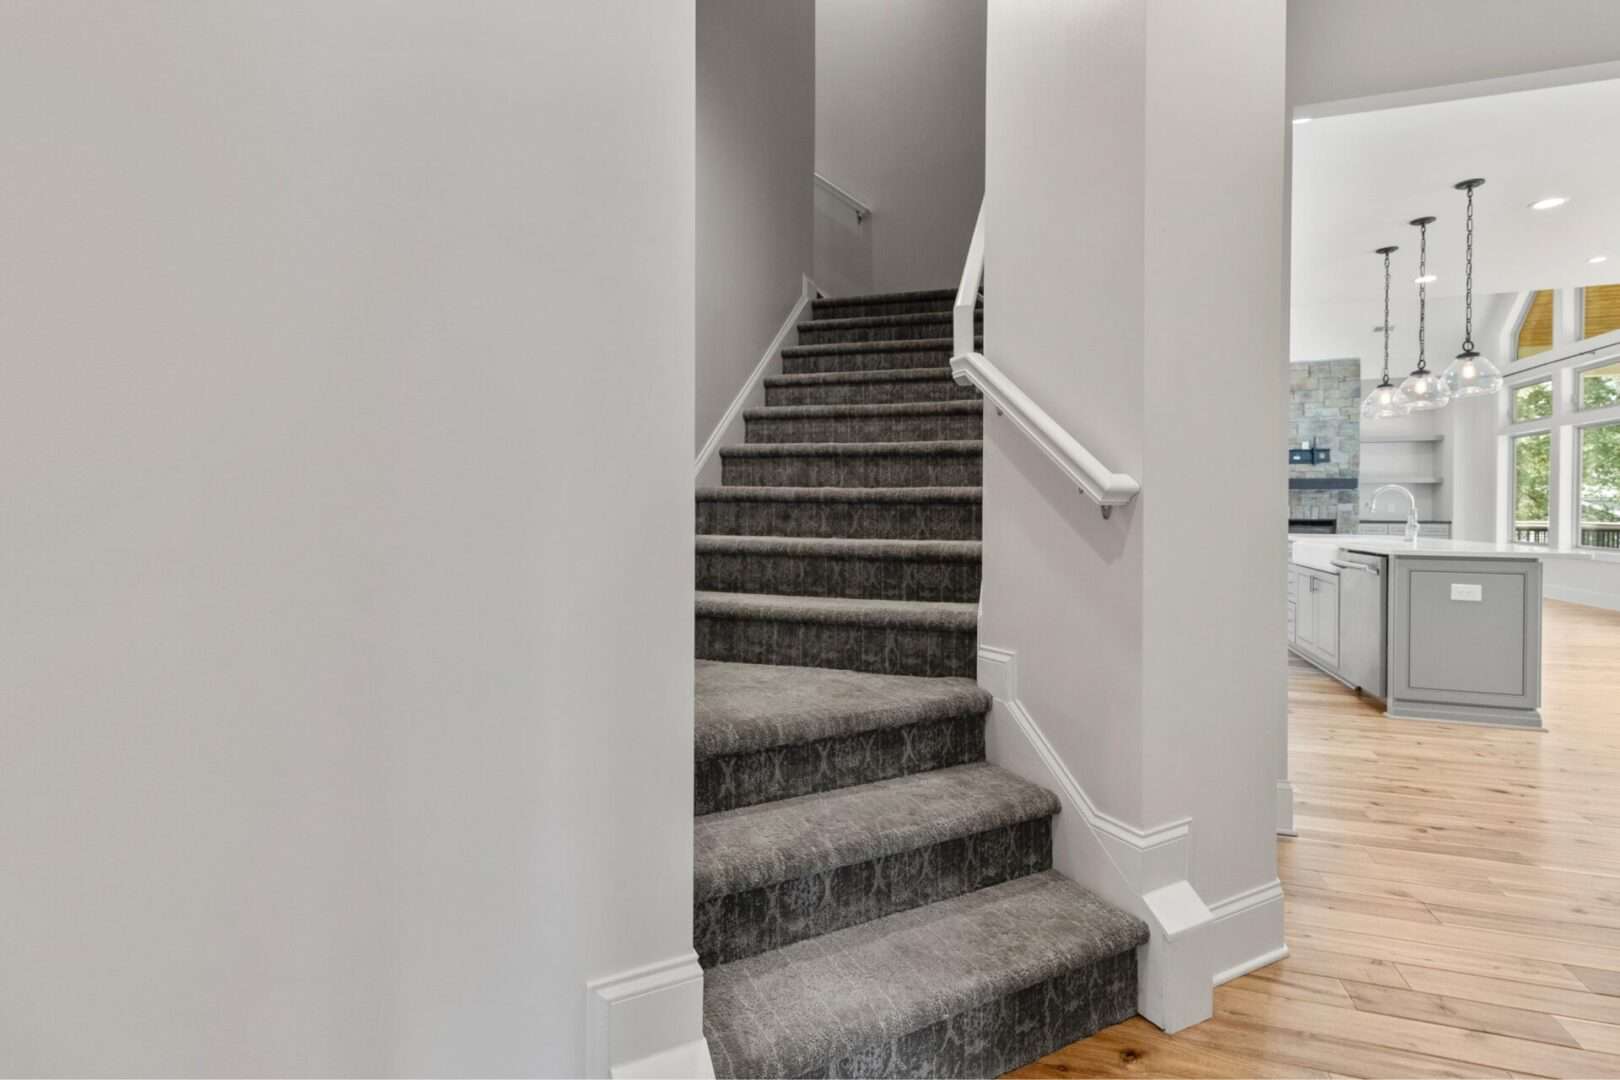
left=722, top=453, right=981, bottom=488
left=782, top=348, right=958, bottom=376
left=696, top=498, right=982, bottom=541
left=697, top=550, right=981, bottom=603
left=797, top=318, right=978, bottom=346
left=765, top=378, right=980, bottom=407
left=745, top=411, right=983, bottom=444
left=696, top=614, right=976, bottom=677
left=695, top=715, right=985, bottom=816
left=788, top=953, right=1138, bottom=1080
left=694, top=818, right=1051, bottom=968
left=812, top=299, right=956, bottom=319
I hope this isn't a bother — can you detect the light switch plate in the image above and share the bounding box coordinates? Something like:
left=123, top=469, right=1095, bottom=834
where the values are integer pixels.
left=1451, top=583, right=1484, bottom=602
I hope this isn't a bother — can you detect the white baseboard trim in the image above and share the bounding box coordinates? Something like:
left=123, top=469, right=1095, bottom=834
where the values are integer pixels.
left=693, top=275, right=814, bottom=488
left=978, top=645, right=1211, bottom=1033
left=1215, top=944, right=1290, bottom=986
left=585, top=951, right=714, bottom=1078
left=977, top=647, right=1191, bottom=893
left=1546, top=583, right=1620, bottom=613
left=1276, top=779, right=1297, bottom=837
left=1207, top=878, right=1287, bottom=986
left=978, top=643, right=1290, bottom=1033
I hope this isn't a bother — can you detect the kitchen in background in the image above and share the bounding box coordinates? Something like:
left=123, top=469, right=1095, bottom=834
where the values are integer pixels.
left=1288, top=358, right=1360, bottom=533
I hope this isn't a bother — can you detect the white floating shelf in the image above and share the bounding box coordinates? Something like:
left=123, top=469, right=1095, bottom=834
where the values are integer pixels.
left=1362, top=435, right=1445, bottom=444
left=1363, top=475, right=1444, bottom=484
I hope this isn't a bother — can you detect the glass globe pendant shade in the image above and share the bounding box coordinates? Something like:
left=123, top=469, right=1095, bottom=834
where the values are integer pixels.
left=1442, top=350, right=1504, bottom=398
left=1361, top=378, right=1403, bottom=420
left=1395, top=366, right=1451, bottom=412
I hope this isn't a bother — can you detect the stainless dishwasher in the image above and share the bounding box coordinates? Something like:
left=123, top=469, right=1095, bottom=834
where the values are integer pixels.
left=1331, top=548, right=1387, bottom=698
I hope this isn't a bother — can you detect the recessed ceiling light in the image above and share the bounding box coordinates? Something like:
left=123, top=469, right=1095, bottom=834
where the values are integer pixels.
left=1590, top=255, right=1609, bottom=264
left=1415, top=274, right=1438, bottom=284
left=1530, top=196, right=1569, bottom=210
left=1292, top=116, right=1312, bottom=125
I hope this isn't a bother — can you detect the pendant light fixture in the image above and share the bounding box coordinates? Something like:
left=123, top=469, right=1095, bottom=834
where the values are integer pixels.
left=1395, top=215, right=1451, bottom=412
left=1361, top=245, right=1403, bottom=420
left=1442, top=178, right=1504, bottom=398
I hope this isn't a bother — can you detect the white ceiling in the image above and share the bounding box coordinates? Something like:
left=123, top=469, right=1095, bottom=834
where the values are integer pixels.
left=1291, top=77, right=1620, bottom=367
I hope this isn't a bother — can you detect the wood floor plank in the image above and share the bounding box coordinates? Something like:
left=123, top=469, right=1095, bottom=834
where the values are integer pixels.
left=1558, top=1017, right=1620, bottom=1056
left=1339, top=980, right=1581, bottom=1047
left=1214, top=985, right=1620, bottom=1076
left=1170, top=1015, right=1516, bottom=1079
left=1396, top=966, right=1620, bottom=1026
left=1276, top=945, right=1410, bottom=989
left=1020, top=601, right=1620, bottom=1078
left=1239, top=962, right=1357, bottom=1007
left=1002, top=1017, right=1330, bottom=1078
left=1571, top=965, right=1620, bottom=998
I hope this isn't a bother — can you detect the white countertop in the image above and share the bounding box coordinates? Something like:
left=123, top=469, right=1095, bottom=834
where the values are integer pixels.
left=1289, top=533, right=1595, bottom=572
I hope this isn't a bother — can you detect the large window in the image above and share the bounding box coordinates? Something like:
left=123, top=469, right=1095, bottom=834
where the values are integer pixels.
left=1500, top=287, right=1620, bottom=551
left=1513, top=432, right=1551, bottom=544
left=1581, top=360, right=1620, bottom=411
left=1513, top=380, right=1553, bottom=422
left=1580, top=422, right=1620, bottom=549
left=1517, top=289, right=1554, bottom=360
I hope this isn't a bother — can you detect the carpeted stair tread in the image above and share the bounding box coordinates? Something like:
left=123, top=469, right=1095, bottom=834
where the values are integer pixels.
left=766, top=366, right=957, bottom=388
left=782, top=336, right=967, bottom=358
left=702, top=870, right=1150, bottom=1079
left=696, top=534, right=980, bottom=561
left=694, top=660, right=989, bottom=760
left=813, top=288, right=959, bottom=311
left=744, top=400, right=982, bottom=421
left=798, top=311, right=961, bottom=334
left=694, top=763, right=1058, bottom=901
left=696, top=484, right=982, bottom=504
left=695, top=590, right=976, bottom=630
left=720, top=439, right=982, bottom=459
left=695, top=486, right=984, bottom=540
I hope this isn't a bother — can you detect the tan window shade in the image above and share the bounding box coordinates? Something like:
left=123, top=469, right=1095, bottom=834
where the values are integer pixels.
left=1584, top=283, right=1620, bottom=340
left=1518, top=290, right=1554, bottom=360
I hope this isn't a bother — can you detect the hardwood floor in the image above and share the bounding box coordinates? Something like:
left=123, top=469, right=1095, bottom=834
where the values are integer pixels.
left=1012, top=599, right=1620, bottom=1078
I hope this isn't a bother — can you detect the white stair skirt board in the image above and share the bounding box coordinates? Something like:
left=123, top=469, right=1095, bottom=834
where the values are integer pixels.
left=977, top=645, right=1287, bottom=1033
left=693, top=274, right=816, bottom=488
left=1276, top=779, right=1297, bottom=837
left=586, top=951, right=714, bottom=1079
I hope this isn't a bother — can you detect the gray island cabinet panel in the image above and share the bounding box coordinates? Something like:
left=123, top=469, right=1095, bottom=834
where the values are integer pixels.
left=1386, top=555, right=1543, bottom=728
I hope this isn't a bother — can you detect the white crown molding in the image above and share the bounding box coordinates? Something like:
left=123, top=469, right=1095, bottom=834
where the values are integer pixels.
left=693, top=275, right=814, bottom=488
left=585, top=951, right=713, bottom=1079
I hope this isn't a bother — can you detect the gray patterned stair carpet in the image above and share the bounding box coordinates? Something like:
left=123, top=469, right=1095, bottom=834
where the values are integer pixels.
left=694, top=286, right=1146, bottom=1077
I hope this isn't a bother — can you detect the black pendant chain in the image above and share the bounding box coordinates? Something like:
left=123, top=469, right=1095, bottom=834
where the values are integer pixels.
left=1376, top=244, right=1397, bottom=384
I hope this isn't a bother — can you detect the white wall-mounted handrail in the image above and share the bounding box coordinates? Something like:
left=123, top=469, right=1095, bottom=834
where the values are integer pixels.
left=950, top=201, right=1140, bottom=518
left=813, top=172, right=870, bottom=224
left=954, top=202, right=985, bottom=358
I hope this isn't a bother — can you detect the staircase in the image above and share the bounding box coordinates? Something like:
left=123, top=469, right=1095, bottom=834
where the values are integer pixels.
left=693, top=288, right=1148, bottom=1077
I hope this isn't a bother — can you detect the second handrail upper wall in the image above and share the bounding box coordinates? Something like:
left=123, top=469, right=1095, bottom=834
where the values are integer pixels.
left=949, top=200, right=1140, bottom=517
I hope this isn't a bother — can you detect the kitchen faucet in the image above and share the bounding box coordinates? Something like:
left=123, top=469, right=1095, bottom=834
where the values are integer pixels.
left=1366, top=484, right=1420, bottom=542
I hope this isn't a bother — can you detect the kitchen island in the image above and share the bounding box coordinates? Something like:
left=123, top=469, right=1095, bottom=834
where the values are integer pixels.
left=1288, top=534, right=1592, bottom=728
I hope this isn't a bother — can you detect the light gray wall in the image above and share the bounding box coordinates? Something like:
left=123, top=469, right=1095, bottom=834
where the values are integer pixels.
left=696, top=0, right=814, bottom=455
left=983, top=0, right=1286, bottom=912
left=814, top=0, right=986, bottom=296
left=1288, top=0, right=1620, bottom=108
left=0, top=3, right=695, bottom=1075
